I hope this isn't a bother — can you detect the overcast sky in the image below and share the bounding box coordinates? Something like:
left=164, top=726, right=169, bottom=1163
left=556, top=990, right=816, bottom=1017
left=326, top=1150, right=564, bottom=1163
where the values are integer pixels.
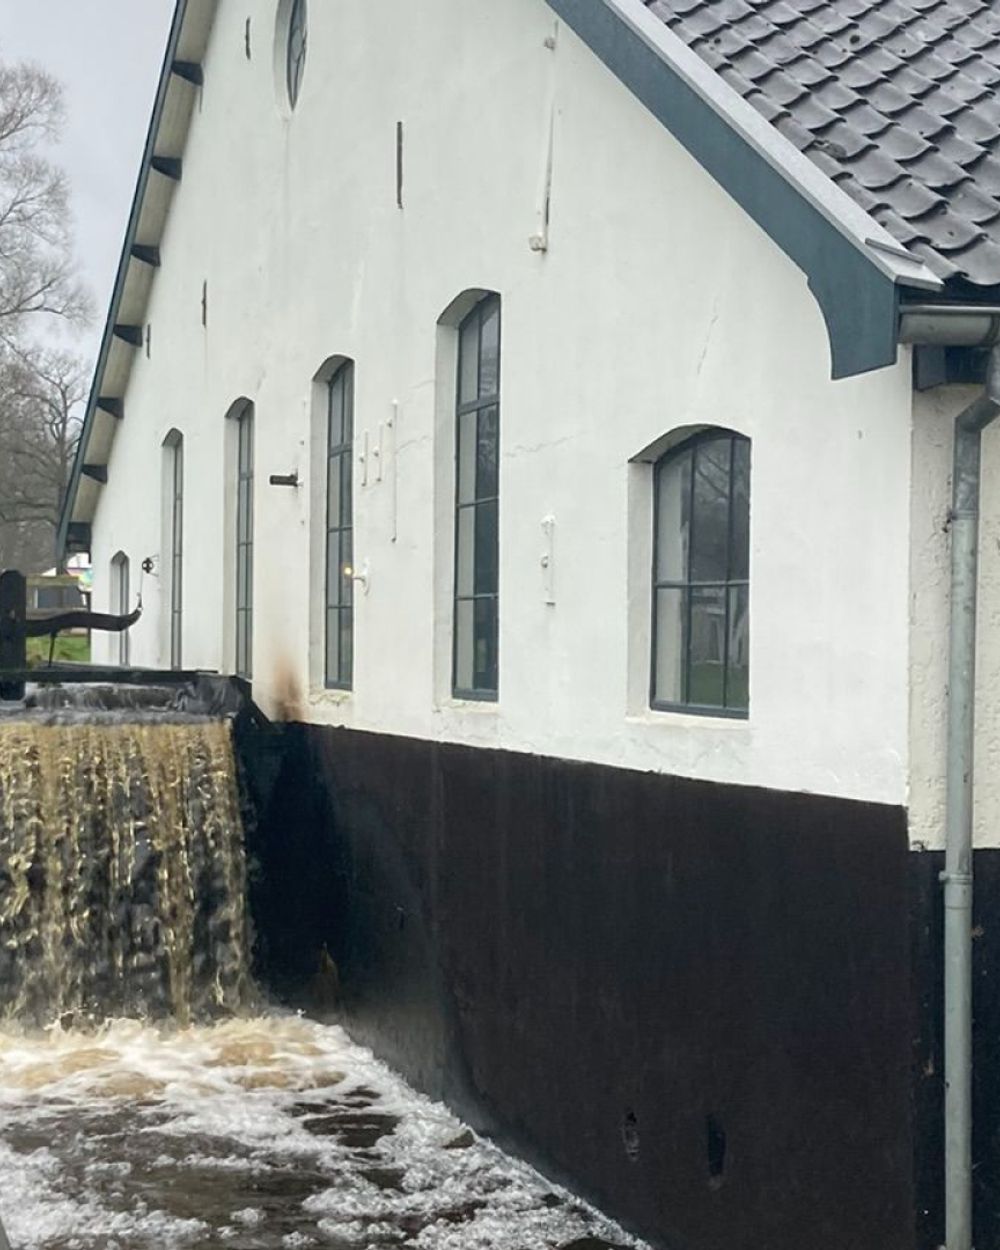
left=0, top=0, right=177, bottom=357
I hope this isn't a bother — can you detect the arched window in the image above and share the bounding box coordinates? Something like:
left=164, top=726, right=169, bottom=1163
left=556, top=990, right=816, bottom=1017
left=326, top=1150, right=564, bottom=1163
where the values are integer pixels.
left=110, top=551, right=130, bottom=667
left=453, top=294, right=500, bottom=700
left=233, top=402, right=254, bottom=680
left=162, top=430, right=184, bottom=669
left=652, top=429, right=750, bottom=715
left=325, top=361, right=354, bottom=688
left=286, top=0, right=307, bottom=108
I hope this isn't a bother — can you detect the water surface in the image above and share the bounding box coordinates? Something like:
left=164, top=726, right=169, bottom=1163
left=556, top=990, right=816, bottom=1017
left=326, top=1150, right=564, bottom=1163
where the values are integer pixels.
left=0, top=1014, right=644, bottom=1250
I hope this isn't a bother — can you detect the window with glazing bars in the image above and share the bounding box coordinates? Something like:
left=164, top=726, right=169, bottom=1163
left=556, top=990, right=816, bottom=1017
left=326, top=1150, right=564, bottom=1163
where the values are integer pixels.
left=235, top=405, right=254, bottom=680
left=112, top=553, right=130, bottom=667
left=453, top=296, right=500, bottom=700
left=652, top=430, right=750, bottom=715
left=168, top=436, right=184, bottom=669
left=325, top=362, right=354, bottom=688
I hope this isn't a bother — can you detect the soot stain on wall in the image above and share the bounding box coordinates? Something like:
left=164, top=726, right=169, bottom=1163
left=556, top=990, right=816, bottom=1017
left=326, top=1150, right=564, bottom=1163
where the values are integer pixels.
left=253, top=724, right=914, bottom=1250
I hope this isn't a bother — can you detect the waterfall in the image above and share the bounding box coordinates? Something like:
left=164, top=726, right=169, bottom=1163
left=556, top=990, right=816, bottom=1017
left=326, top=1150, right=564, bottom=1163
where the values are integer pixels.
left=0, top=717, right=252, bottom=1025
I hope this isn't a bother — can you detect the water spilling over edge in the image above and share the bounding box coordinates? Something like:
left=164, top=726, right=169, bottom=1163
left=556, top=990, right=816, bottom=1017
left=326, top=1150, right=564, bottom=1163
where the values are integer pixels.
left=0, top=719, right=252, bottom=1025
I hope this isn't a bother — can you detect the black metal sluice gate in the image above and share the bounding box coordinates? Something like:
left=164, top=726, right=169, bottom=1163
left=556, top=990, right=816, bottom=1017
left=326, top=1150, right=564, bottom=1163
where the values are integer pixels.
left=0, top=567, right=184, bottom=701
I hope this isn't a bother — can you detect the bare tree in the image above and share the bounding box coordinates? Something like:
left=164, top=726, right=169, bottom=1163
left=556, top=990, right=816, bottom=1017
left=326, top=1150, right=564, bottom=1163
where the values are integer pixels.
left=0, top=347, right=86, bottom=565
left=0, top=59, right=89, bottom=339
left=0, top=53, right=92, bottom=572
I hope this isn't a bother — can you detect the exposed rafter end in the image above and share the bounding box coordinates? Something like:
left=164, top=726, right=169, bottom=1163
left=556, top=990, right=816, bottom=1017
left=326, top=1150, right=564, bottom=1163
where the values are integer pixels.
left=81, top=464, right=108, bottom=485
left=131, top=244, right=161, bottom=268
left=151, top=156, right=182, bottom=181
left=65, top=522, right=91, bottom=554
left=97, top=397, right=124, bottom=420
left=113, top=324, right=143, bottom=348
left=171, top=60, right=204, bottom=86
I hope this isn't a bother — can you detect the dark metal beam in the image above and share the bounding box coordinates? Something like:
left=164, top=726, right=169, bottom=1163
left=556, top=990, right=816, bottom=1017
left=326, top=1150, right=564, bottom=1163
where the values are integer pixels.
left=81, top=464, right=108, bottom=484
left=25, top=605, right=141, bottom=639
left=151, top=155, right=182, bottom=181
left=130, top=244, right=161, bottom=268
left=0, top=666, right=205, bottom=688
left=171, top=60, right=204, bottom=86
left=113, top=324, right=143, bottom=347
left=97, top=397, right=124, bottom=420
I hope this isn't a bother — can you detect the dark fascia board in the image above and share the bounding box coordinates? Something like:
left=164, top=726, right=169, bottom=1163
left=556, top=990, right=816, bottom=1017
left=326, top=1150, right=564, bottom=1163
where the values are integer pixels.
left=544, top=0, right=942, bottom=378
left=57, top=0, right=191, bottom=559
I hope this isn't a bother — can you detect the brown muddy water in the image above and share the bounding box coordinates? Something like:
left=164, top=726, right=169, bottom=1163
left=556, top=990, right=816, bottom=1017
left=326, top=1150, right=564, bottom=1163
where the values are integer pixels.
left=0, top=1015, right=645, bottom=1249
left=0, top=707, right=645, bottom=1249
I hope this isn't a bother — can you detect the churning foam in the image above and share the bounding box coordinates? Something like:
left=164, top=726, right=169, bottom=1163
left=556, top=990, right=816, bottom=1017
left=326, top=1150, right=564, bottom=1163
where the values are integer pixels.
left=0, top=1013, right=644, bottom=1249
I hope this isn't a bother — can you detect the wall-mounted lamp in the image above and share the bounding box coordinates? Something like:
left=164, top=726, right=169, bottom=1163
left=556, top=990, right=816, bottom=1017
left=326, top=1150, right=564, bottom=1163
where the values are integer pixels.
left=343, top=559, right=370, bottom=595
left=269, top=471, right=300, bottom=488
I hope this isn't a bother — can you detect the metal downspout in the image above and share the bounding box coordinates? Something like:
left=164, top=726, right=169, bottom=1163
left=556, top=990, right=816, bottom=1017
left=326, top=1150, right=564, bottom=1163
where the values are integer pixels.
left=943, top=345, right=1000, bottom=1250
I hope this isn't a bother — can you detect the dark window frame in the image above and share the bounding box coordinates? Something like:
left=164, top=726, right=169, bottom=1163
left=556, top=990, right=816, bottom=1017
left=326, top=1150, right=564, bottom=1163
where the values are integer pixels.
left=111, top=552, right=130, bottom=667
left=452, top=295, right=500, bottom=702
left=651, top=428, right=750, bottom=718
left=167, top=434, right=184, bottom=670
left=235, top=403, right=254, bottom=681
left=286, top=0, right=307, bottom=109
left=325, top=361, right=354, bottom=690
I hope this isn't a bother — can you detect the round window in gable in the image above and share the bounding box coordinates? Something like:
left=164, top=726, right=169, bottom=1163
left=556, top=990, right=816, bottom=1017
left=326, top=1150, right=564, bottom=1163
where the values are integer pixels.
left=285, top=0, right=307, bottom=109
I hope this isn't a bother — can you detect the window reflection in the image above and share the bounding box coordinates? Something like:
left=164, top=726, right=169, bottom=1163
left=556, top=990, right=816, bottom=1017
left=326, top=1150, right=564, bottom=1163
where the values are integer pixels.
left=651, top=430, right=750, bottom=715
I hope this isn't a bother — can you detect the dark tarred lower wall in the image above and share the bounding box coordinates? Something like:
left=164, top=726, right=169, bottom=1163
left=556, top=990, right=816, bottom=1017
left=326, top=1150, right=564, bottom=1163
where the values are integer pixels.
left=248, top=723, right=916, bottom=1250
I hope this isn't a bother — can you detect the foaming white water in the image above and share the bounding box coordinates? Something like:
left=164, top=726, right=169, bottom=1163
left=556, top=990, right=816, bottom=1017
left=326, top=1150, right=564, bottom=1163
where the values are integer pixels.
left=0, top=1014, right=645, bottom=1250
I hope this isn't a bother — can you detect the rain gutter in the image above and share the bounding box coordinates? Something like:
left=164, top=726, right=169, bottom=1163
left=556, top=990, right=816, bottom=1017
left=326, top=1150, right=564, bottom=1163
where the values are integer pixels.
left=900, top=305, right=1000, bottom=350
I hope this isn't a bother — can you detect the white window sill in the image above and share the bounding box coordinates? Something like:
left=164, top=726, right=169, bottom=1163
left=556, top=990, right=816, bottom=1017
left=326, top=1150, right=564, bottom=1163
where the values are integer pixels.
left=625, top=709, right=751, bottom=732
left=308, top=688, right=353, bottom=709
left=435, top=698, right=500, bottom=716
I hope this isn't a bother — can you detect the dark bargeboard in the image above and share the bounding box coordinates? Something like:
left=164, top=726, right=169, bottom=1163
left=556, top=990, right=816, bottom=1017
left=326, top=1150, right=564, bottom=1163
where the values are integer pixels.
left=251, top=724, right=913, bottom=1250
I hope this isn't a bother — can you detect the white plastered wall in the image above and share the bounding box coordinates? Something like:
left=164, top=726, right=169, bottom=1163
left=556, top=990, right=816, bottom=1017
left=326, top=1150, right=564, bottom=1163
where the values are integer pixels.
left=90, top=0, right=915, bottom=805
left=910, top=387, right=1000, bottom=848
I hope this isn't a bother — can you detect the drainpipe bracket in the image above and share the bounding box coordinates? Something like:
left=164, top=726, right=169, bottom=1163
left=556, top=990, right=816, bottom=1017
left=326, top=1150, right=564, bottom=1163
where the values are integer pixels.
left=940, top=870, right=974, bottom=910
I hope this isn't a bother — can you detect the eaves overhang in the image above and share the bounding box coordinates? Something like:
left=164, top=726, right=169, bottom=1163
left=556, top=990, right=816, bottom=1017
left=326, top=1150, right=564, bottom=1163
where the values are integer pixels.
left=544, top=0, right=944, bottom=379
left=57, top=0, right=216, bottom=560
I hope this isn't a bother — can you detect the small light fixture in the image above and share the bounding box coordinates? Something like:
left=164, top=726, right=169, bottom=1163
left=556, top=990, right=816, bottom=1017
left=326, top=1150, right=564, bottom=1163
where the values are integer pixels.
left=343, top=559, right=369, bottom=594
left=268, top=471, right=299, bottom=488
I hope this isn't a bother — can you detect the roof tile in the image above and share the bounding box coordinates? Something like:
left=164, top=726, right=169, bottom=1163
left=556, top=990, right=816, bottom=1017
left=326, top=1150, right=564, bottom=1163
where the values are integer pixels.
left=877, top=124, right=934, bottom=160
left=841, top=100, right=895, bottom=138
left=641, top=0, right=1000, bottom=286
